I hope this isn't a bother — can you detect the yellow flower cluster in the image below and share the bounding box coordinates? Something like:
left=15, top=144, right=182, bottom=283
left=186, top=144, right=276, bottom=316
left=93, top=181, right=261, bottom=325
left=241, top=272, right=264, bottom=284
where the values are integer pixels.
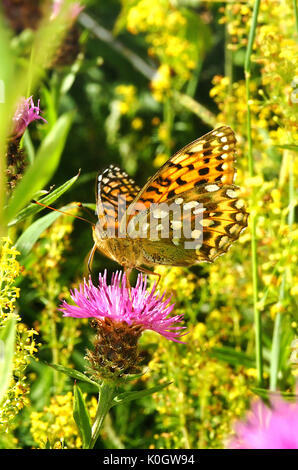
left=27, top=212, right=82, bottom=393
left=208, top=0, right=298, bottom=377
left=0, top=238, right=40, bottom=433
left=0, top=238, right=20, bottom=316
left=30, top=392, right=97, bottom=448
left=121, top=0, right=203, bottom=101
left=219, top=3, right=253, bottom=51
left=143, top=323, right=252, bottom=449
left=115, top=84, right=137, bottom=115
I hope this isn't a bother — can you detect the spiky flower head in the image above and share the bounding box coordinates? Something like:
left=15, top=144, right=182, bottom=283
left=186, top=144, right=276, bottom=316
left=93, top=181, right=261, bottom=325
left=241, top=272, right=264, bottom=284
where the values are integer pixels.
left=59, top=271, right=186, bottom=380
left=228, top=393, right=298, bottom=449
left=11, top=96, right=47, bottom=139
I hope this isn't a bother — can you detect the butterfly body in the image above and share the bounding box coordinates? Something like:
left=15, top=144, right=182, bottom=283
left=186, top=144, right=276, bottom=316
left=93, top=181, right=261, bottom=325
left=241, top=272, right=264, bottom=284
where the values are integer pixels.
left=92, top=226, right=143, bottom=269
left=92, top=126, right=248, bottom=273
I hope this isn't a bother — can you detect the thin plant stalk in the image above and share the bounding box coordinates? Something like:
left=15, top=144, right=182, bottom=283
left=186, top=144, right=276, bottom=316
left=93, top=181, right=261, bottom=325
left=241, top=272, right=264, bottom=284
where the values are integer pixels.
left=225, top=2, right=234, bottom=127
left=270, top=151, right=295, bottom=390
left=294, top=0, right=298, bottom=35
left=244, top=0, right=263, bottom=386
left=269, top=283, right=284, bottom=391
left=88, top=382, right=115, bottom=449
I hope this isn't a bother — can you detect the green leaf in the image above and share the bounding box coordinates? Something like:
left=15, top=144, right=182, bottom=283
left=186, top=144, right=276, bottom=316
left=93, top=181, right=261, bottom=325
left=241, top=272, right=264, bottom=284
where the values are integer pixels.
left=45, top=362, right=99, bottom=388
left=0, top=315, right=16, bottom=405
left=5, top=111, right=73, bottom=223
left=8, top=172, right=80, bottom=226
left=209, top=346, right=255, bottom=368
left=111, top=382, right=172, bottom=407
left=251, top=387, right=298, bottom=401
left=15, top=208, right=63, bottom=257
left=73, top=383, right=92, bottom=449
left=22, top=129, right=35, bottom=164
left=275, top=144, right=298, bottom=152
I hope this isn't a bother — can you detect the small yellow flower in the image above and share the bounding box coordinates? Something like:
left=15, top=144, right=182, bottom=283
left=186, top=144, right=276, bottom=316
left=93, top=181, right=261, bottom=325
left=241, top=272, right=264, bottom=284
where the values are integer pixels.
left=131, top=117, right=143, bottom=130
left=153, top=153, right=168, bottom=168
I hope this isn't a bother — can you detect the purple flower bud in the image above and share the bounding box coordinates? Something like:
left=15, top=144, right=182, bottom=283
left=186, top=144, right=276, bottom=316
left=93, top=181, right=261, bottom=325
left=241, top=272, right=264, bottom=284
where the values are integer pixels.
left=11, top=96, right=47, bottom=139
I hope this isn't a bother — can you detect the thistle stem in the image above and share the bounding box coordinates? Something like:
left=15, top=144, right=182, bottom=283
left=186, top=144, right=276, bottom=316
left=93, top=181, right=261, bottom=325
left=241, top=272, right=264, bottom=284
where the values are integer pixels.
left=88, top=382, right=115, bottom=449
left=244, top=0, right=263, bottom=386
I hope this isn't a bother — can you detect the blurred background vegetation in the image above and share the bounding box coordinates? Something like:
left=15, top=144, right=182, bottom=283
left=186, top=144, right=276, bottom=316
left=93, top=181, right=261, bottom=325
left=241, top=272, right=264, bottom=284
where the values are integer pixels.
left=0, top=0, right=297, bottom=449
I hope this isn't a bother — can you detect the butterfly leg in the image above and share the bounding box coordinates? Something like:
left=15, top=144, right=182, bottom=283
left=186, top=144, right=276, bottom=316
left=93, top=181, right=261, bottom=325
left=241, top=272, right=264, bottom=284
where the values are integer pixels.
left=136, top=266, right=161, bottom=287
left=124, top=267, right=132, bottom=290
left=87, top=243, right=97, bottom=274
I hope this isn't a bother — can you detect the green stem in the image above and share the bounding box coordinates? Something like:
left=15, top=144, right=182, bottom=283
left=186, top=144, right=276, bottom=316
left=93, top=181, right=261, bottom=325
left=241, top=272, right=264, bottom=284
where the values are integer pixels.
left=186, top=60, right=202, bottom=98
left=88, top=382, right=115, bottom=449
left=293, top=0, right=298, bottom=35
left=270, top=151, right=295, bottom=390
left=244, top=0, right=263, bottom=386
left=174, top=92, right=217, bottom=128
left=269, top=282, right=284, bottom=391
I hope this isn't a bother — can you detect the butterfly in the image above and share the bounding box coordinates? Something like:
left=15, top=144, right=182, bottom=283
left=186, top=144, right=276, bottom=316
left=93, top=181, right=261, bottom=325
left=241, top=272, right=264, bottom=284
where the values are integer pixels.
left=90, top=126, right=248, bottom=280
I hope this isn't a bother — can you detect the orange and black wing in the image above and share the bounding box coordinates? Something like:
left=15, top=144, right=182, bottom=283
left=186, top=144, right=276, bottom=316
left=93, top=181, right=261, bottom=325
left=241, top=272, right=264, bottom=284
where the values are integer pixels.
left=126, top=126, right=236, bottom=215
left=96, top=164, right=140, bottom=234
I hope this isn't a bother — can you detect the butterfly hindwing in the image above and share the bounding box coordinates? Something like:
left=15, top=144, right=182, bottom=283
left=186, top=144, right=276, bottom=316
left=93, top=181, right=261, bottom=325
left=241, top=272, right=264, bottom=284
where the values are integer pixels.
left=126, top=182, right=248, bottom=265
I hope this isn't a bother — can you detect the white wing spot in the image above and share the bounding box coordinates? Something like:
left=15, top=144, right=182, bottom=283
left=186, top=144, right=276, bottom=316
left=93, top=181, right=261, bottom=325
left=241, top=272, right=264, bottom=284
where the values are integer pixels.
left=191, top=229, right=202, bottom=238
left=183, top=201, right=199, bottom=210
left=205, top=184, right=220, bottom=192
left=202, top=219, right=214, bottom=227
left=219, top=236, right=229, bottom=248
left=226, top=189, right=238, bottom=198
left=175, top=198, right=183, bottom=205
left=235, top=199, right=245, bottom=209
left=229, top=224, right=240, bottom=235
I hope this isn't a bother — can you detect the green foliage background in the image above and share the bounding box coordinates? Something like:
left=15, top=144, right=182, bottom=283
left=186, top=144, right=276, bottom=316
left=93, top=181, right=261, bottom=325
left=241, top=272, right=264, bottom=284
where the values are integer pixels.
left=0, top=0, right=297, bottom=449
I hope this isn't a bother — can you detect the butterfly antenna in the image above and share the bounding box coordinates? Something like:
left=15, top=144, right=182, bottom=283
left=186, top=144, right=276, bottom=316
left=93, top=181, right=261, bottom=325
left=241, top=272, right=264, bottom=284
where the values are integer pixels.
left=75, top=202, right=96, bottom=222
left=32, top=200, right=95, bottom=226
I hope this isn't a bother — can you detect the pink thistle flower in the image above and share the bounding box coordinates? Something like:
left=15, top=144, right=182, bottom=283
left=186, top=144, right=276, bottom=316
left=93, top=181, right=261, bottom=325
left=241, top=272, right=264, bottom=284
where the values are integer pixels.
left=11, top=96, right=47, bottom=139
left=59, top=270, right=186, bottom=343
left=228, top=393, right=298, bottom=449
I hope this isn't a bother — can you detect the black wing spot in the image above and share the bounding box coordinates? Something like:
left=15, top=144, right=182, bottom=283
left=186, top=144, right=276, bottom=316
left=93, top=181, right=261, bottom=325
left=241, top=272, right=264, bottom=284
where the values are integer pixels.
left=199, top=167, right=209, bottom=176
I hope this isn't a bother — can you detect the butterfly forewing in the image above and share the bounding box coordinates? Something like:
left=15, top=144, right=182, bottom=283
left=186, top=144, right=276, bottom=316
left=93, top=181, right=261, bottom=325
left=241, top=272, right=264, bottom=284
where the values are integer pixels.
left=124, top=126, right=237, bottom=222
left=96, top=164, right=140, bottom=234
